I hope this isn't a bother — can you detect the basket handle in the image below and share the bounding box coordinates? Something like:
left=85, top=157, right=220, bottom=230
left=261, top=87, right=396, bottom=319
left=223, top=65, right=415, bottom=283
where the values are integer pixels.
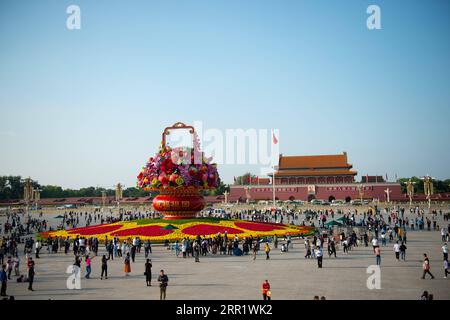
left=162, top=122, right=195, bottom=148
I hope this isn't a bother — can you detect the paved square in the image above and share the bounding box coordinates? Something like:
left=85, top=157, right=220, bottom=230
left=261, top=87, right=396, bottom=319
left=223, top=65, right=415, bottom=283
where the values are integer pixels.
left=1, top=205, right=449, bottom=300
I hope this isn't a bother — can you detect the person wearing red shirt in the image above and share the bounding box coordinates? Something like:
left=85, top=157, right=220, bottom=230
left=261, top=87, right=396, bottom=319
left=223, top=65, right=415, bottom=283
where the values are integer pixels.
left=261, top=280, right=271, bottom=300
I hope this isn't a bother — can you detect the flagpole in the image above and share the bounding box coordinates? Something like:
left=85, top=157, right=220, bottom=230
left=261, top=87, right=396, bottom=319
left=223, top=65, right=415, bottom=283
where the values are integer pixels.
left=272, top=165, right=276, bottom=207
left=271, top=129, right=279, bottom=208
left=272, top=129, right=276, bottom=208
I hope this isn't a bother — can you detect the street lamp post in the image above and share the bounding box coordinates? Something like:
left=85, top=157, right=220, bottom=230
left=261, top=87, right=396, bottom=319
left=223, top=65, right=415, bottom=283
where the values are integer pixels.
left=405, top=179, right=416, bottom=207
left=245, top=187, right=251, bottom=204
left=358, top=184, right=364, bottom=204
left=384, top=188, right=392, bottom=204
left=33, top=188, right=41, bottom=210
left=23, top=178, right=34, bottom=215
left=115, top=183, right=123, bottom=212
left=223, top=191, right=229, bottom=204
left=422, top=175, right=434, bottom=209
left=101, top=190, right=107, bottom=211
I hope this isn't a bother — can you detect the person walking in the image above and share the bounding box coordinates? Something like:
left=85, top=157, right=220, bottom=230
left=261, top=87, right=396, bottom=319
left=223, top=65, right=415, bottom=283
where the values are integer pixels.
left=441, top=228, right=446, bottom=242
left=144, top=240, right=150, bottom=258
left=194, top=242, right=200, bottom=263
left=6, top=256, right=13, bottom=280
left=375, top=246, right=381, bottom=266
left=117, top=241, right=122, bottom=257
left=286, top=235, right=291, bottom=252
left=422, top=254, right=435, bottom=279
left=400, top=242, right=407, bottom=261
left=328, top=239, right=337, bottom=258
left=264, top=243, right=270, bottom=260
left=261, top=280, right=271, bottom=300
left=372, top=237, right=379, bottom=252
left=85, top=255, right=92, bottom=279
left=158, top=270, right=169, bottom=300
left=100, top=255, right=109, bottom=280
left=316, top=246, right=323, bottom=268
left=252, top=244, right=257, bottom=261
left=444, top=259, right=449, bottom=279
left=145, top=259, right=152, bottom=286
left=0, top=264, right=7, bottom=296
left=35, top=240, right=41, bottom=259
left=442, top=243, right=448, bottom=261
left=393, top=241, right=400, bottom=261
left=27, top=257, right=35, bottom=291
left=124, top=253, right=131, bottom=276
left=131, top=245, right=136, bottom=263
left=13, top=256, right=20, bottom=277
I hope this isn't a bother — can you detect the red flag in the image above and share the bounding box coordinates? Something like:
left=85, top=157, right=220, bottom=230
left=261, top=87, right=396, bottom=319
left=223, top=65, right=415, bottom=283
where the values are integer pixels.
left=366, top=174, right=369, bottom=183
left=234, top=176, right=236, bottom=184
left=272, top=131, right=278, bottom=145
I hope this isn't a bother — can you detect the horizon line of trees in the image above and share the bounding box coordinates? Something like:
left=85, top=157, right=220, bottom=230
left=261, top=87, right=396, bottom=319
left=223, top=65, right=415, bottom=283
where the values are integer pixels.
left=0, top=176, right=230, bottom=200
left=1, top=175, right=449, bottom=201
left=397, top=176, right=450, bottom=194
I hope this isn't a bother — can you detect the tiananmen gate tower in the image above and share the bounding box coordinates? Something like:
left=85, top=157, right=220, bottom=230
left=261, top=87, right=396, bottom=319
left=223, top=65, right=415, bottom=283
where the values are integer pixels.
left=230, top=152, right=403, bottom=203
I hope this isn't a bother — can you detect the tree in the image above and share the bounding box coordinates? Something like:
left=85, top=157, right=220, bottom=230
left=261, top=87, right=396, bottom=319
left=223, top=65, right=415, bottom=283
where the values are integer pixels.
left=202, top=181, right=230, bottom=196
left=122, top=187, right=151, bottom=198
left=234, top=173, right=257, bottom=185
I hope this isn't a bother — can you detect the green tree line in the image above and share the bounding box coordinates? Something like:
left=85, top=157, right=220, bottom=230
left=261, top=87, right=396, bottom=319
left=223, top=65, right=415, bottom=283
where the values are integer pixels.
left=397, top=176, right=450, bottom=194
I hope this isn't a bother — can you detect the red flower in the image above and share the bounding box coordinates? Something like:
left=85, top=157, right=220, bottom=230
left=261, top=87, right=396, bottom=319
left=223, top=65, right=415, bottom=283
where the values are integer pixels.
left=182, top=224, right=243, bottom=236
left=112, top=226, right=173, bottom=237
left=161, top=158, right=176, bottom=174
left=68, top=224, right=124, bottom=236
left=234, top=222, right=285, bottom=232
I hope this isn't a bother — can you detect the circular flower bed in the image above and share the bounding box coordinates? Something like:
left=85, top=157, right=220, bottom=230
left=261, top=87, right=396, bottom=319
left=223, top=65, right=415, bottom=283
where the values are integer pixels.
left=39, top=218, right=315, bottom=242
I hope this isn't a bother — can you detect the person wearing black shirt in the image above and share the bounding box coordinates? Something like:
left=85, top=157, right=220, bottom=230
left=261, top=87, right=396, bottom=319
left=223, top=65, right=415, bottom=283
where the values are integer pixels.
left=27, top=258, right=35, bottom=291
left=144, top=259, right=152, bottom=286
left=101, top=255, right=109, bottom=280
left=158, top=269, right=169, bottom=300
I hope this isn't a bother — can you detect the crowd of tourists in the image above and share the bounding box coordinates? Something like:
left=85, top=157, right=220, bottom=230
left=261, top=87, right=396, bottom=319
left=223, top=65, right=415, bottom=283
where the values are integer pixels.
left=1, top=203, right=449, bottom=300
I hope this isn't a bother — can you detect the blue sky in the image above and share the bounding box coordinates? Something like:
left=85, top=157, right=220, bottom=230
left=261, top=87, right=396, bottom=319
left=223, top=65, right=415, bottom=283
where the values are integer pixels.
left=1, top=0, right=449, bottom=189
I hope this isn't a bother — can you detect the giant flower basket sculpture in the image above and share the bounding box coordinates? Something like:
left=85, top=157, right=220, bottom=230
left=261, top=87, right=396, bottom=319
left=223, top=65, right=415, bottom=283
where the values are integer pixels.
left=137, top=122, right=220, bottom=219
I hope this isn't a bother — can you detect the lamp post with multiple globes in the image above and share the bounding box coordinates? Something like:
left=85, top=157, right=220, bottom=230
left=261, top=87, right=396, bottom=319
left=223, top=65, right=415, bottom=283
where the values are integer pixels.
left=422, top=175, right=434, bottom=209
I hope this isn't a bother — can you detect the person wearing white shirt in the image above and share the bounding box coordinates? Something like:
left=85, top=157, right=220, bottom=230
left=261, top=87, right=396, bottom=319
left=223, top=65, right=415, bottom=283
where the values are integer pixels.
left=393, top=241, right=400, bottom=261
left=315, top=247, right=323, bottom=268
left=372, top=238, right=379, bottom=252
left=442, top=243, right=448, bottom=261
left=35, top=241, right=41, bottom=259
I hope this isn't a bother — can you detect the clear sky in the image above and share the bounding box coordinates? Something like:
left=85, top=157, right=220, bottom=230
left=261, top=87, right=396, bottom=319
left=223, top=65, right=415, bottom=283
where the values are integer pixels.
left=1, top=0, right=449, bottom=189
